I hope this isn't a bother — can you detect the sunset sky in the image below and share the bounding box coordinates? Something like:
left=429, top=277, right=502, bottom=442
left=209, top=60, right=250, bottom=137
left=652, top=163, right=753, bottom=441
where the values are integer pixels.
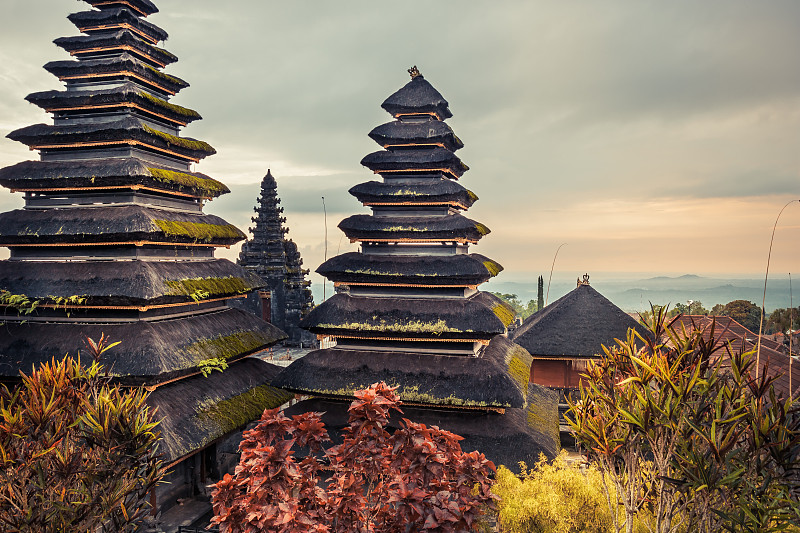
left=2, top=0, right=800, bottom=303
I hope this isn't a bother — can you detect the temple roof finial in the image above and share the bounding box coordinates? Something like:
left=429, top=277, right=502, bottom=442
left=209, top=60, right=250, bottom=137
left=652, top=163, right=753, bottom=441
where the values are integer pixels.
left=408, top=65, right=421, bottom=79
left=577, top=273, right=590, bottom=287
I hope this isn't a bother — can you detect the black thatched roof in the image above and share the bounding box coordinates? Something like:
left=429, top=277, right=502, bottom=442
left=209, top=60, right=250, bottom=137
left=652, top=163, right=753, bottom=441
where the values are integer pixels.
left=83, top=0, right=159, bottom=17
left=0, top=258, right=263, bottom=306
left=339, top=213, right=489, bottom=243
left=55, top=31, right=177, bottom=66
left=44, top=54, right=188, bottom=95
left=368, top=121, right=463, bottom=152
left=147, top=358, right=293, bottom=463
left=273, top=335, right=532, bottom=409
left=317, top=252, right=502, bottom=286
left=282, top=382, right=560, bottom=472
left=299, top=292, right=507, bottom=340
left=68, top=8, right=168, bottom=43
left=0, top=308, right=287, bottom=382
left=381, top=75, right=453, bottom=120
left=26, top=84, right=201, bottom=125
left=349, top=180, right=477, bottom=209
left=9, top=117, right=215, bottom=162
left=0, top=205, right=245, bottom=246
left=0, top=158, right=227, bottom=198
left=512, top=284, right=644, bottom=358
left=361, top=147, right=468, bottom=179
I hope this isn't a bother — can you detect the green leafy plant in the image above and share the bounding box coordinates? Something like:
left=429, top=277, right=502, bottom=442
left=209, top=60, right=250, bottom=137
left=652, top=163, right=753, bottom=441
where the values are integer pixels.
left=0, top=338, right=163, bottom=532
left=567, top=307, right=800, bottom=533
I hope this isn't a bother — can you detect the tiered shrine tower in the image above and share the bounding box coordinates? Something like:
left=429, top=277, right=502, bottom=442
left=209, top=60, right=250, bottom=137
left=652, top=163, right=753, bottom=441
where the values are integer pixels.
left=238, top=170, right=314, bottom=344
left=0, top=0, right=290, bottom=506
left=274, top=69, right=559, bottom=467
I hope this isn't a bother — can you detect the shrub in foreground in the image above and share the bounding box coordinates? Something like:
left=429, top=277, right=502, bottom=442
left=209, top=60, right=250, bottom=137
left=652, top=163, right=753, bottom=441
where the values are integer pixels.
left=211, top=382, right=497, bottom=532
left=0, top=341, right=162, bottom=533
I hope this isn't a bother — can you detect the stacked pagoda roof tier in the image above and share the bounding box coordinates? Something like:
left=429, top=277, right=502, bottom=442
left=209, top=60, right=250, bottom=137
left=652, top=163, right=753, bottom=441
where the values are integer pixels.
left=274, top=70, right=559, bottom=468
left=237, top=170, right=314, bottom=345
left=0, top=0, right=290, bottom=471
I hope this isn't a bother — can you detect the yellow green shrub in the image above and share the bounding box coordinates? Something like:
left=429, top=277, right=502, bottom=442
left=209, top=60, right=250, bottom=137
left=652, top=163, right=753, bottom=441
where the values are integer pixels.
left=493, top=451, right=647, bottom=533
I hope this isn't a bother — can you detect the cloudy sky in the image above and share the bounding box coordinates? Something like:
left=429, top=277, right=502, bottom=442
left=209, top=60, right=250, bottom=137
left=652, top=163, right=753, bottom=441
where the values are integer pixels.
left=2, top=0, right=800, bottom=302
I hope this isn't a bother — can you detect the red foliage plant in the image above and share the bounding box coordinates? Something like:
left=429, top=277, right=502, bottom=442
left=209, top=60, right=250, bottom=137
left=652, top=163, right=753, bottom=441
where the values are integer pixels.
left=211, top=382, right=497, bottom=532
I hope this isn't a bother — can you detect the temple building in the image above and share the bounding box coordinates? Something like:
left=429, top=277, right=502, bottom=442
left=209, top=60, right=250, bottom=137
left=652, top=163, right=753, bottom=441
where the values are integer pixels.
left=237, top=170, right=314, bottom=345
left=0, top=0, right=290, bottom=511
left=273, top=68, right=559, bottom=468
left=511, top=276, right=644, bottom=441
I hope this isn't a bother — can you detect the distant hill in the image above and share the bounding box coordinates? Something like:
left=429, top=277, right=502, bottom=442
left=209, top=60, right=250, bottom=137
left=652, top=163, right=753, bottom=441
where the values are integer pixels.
left=484, top=274, right=794, bottom=313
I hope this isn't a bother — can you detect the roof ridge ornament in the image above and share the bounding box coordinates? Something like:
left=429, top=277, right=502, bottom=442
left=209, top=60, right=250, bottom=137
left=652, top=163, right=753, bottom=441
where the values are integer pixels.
left=408, top=65, right=421, bottom=79
left=577, top=273, right=590, bottom=287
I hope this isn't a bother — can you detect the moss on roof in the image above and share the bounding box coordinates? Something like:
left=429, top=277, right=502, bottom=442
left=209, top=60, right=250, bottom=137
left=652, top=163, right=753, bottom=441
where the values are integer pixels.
left=482, top=259, right=503, bottom=277
left=492, top=302, right=516, bottom=328
left=197, top=385, right=293, bottom=430
left=138, top=91, right=200, bottom=119
left=165, top=276, right=252, bottom=299
left=147, top=167, right=229, bottom=196
left=181, top=331, right=270, bottom=362
left=316, top=318, right=465, bottom=335
left=142, top=125, right=214, bottom=153
left=153, top=219, right=243, bottom=242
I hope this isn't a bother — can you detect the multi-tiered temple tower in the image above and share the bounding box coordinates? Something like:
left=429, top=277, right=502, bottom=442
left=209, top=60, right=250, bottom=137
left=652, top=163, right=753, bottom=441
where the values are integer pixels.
left=0, top=0, right=290, bottom=507
left=275, top=69, right=559, bottom=467
left=237, top=170, right=313, bottom=344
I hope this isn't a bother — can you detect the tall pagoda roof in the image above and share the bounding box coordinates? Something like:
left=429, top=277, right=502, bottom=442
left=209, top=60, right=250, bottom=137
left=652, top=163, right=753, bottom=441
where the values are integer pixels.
left=381, top=74, right=453, bottom=119
left=26, top=84, right=201, bottom=126
left=0, top=308, right=286, bottom=384
left=0, top=206, right=243, bottom=246
left=9, top=117, right=215, bottom=163
left=0, top=259, right=262, bottom=307
left=82, top=0, right=159, bottom=17
left=512, top=283, right=645, bottom=358
left=273, top=335, right=531, bottom=409
left=148, top=358, right=293, bottom=463
left=368, top=120, right=463, bottom=151
left=349, top=180, right=478, bottom=209
left=361, top=147, right=469, bottom=179
left=44, top=54, right=189, bottom=96
left=55, top=30, right=177, bottom=67
left=317, top=252, right=501, bottom=286
left=0, top=158, right=227, bottom=198
left=67, top=8, right=168, bottom=43
left=339, top=213, right=489, bottom=243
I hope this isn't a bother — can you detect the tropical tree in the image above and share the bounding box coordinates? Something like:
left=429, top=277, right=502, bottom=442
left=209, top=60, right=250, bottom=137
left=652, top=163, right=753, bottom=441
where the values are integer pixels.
left=567, top=308, right=800, bottom=533
left=0, top=338, right=163, bottom=533
left=211, top=382, right=497, bottom=532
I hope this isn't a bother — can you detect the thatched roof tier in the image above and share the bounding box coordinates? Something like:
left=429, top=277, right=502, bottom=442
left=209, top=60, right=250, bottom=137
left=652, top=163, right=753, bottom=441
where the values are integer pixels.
left=368, top=120, right=463, bottom=152
left=68, top=8, right=168, bottom=43
left=317, top=252, right=502, bottom=286
left=0, top=158, right=228, bottom=198
left=339, top=213, right=489, bottom=243
left=512, top=284, right=645, bottom=358
left=27, top=84, right=201, bottom=126
left=83, top=0, right=159, bottom=17
left=0, top=259, right=263, bottom=306
left=0, top=308, right=287, bottom=382
left=349, top=180, right=477, bottom=209
left=272, top=335, right=532, bottom=409
left=381, top=74, right=453, bottom=120
left=148, top=358, right=293, bottom=463
left=0, top=205, right=245, bottom=246
left=361, top=147, right=468, bottom=179
left=54, top=31, right=177, bottom=67
left=299, top=292, right=509, bottom=340
left=44, top=54, right=188, bottom=96
left=9, top=117, right=215, bottom=163
left=282, top=383, right=560, bottom=472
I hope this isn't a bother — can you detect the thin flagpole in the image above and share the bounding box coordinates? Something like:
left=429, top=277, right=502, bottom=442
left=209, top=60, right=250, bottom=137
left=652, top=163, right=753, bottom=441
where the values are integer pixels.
left=545, top=243, right=567, bottom=306
left=322, top=196, right=328, bottom=301
left=757, top=199, right=799, bottom=379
